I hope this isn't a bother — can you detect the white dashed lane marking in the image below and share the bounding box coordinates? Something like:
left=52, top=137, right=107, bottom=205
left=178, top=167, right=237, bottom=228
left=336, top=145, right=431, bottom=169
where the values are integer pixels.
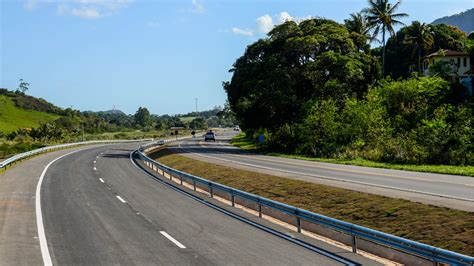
left=160, top=231, right=186, bottom=249
left=116, top=195, right=127, bottom=203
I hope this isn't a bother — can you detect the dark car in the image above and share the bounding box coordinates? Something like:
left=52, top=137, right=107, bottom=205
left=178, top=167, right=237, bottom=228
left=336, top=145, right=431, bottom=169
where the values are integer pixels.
left=204, top=131, right=216, bottom=141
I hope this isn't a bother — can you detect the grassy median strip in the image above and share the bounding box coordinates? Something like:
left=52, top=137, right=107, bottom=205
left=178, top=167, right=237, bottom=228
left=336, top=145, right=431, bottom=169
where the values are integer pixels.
left=151, top=148, right=474, bottom=256
left=231, top=133, right=474, bottom=177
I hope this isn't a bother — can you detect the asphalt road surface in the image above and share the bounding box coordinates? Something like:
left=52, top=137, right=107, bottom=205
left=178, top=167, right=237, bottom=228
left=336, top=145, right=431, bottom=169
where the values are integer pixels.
left=1, top=142, right=378, bottom=265
left=171, top=131, right=474, bottom=212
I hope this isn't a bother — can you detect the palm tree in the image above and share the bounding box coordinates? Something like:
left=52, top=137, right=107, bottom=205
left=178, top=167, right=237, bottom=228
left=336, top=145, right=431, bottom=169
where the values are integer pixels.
left=365, top=0, right=408, bottom=75
left=344, top=12, right=372, bottom=40
left=344, top=12, right=378, bottom=50
left=405, top=21, right=434, bottom=74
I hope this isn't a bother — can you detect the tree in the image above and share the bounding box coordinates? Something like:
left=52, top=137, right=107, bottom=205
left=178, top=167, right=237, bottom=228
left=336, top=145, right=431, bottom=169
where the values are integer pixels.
left=224, top=18, right=379, bottom=134
left=133, top=107, right=152, bottom=128
left=344, top=12, right=374, bottom=51
left=429, top=59, right=456, bottom=79
left=16, top=79, right=30, bottom=94
left=189, top=117, right=207, bottom=129
left=404, top=21, right=434, bottom=73
left=468, top=32, right=474, bottom=40
left=300, top=100, right=341, bottom=156
left=365, top=0, right=408, bottom=75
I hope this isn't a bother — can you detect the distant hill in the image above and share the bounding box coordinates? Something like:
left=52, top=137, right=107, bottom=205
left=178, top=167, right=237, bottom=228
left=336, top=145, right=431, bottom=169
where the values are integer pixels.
left=84, top=109, right=126, bottom=116
left=0, top=94, right=60, bottom=134
left=103, top=109, right=126, bottom=115
left=432, top=8, right=474, bottom=33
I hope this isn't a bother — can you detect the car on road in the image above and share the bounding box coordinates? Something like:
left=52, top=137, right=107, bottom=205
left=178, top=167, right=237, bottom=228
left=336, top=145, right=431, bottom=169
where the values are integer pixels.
left=204, top=131, right=216, bottom=141
left=233, top=126, right=240, bottom=131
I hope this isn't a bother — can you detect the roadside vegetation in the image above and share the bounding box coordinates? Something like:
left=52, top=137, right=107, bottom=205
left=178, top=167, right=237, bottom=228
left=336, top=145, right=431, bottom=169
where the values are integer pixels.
left=0, top=85, right=236, bottom=159
left=151, top=148, right=474, bottom=256
left=224, top=0, right=473, bottom=168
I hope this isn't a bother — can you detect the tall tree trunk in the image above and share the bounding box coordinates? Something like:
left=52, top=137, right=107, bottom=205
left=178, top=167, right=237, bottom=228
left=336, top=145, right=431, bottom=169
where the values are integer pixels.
left=382, top=25, right=386, bottom=76
left=418, top=46, right=421, bottom=74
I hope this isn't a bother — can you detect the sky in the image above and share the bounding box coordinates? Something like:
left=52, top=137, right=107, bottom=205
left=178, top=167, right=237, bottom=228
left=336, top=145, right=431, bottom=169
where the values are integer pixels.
left=1, top=0, right=473, bottom=115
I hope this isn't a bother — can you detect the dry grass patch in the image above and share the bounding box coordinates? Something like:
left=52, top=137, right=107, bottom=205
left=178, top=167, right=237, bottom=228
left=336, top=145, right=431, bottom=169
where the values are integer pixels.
left=151, top=149, right=474, bottom=256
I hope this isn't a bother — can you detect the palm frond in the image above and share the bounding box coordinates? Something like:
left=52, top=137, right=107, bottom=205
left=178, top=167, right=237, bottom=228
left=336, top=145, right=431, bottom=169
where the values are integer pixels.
left=391, top=19, right=406, bottom=26
left=389, top=0, right=402, bottom=12
left=391, top=13, right=409, bottom=19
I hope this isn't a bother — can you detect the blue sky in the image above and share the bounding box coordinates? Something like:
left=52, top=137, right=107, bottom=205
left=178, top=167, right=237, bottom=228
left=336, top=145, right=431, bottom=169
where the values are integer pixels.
left=1, top=0, right=472, bottom=115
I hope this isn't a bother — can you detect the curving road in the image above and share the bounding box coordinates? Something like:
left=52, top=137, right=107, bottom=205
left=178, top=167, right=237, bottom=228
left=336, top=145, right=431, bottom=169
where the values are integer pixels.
left=171, top=131, right=474, bottom=212
left=0, top=142, right=378, bottom=265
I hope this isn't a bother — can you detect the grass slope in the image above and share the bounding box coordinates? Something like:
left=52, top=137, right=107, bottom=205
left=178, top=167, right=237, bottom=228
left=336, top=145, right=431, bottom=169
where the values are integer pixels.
left=0, top=95, right=60, bottom=134
left=231, top=133, right=474, bottom=177
left=151, top=149, right=474, bottom=256
left=179, top=116, right=196, bottom=123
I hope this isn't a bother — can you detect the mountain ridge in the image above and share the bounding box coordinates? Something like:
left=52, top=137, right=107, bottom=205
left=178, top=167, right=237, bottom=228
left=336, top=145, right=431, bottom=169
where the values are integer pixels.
left=432, top=8, right=474, bottom=33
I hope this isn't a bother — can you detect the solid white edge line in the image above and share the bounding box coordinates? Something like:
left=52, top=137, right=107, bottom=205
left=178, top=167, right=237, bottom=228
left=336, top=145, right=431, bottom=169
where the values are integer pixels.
left=36, top=149, right=85, bottom=266
left=159, top=231, right=186, bottom=249
left=116, top=195, right=127, bottom=203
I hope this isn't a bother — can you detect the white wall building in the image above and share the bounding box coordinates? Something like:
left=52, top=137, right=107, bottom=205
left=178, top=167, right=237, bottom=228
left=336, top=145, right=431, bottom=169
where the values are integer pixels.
left=422, top=49, right=473, bottom=79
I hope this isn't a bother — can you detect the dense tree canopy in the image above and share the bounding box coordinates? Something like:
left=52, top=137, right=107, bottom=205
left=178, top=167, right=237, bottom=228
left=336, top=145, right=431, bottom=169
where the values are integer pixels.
left=224, top=18, right=380, bottom=132
left=224, top=14, right=473, bottom=165
left=133, top=107, right=152, bottom=128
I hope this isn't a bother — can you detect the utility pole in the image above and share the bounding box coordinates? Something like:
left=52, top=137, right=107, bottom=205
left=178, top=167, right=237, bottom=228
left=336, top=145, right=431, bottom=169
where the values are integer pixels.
left=82, top=123, right=84, bottom=142
left=195, top=98, right=198, bottom=115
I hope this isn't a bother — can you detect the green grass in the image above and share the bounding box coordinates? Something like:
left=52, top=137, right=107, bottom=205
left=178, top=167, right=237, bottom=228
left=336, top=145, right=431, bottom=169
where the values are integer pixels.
left=151, top=149, right=474, bottom=256
left=0, top=140, right=45, bottom=159
left=0, top=95, right=60, bottom=134
left=231, top=133, right=474, bottom=177
left=230, top=132, right=260, bottom=151
left=179, top=116, right=196, bottom=123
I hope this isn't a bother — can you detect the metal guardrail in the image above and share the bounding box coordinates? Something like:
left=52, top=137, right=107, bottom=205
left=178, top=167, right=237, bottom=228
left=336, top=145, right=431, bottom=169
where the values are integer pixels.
left=0, top=139, right=153, bottom=170
left=136, top=141, right=474, bottom=266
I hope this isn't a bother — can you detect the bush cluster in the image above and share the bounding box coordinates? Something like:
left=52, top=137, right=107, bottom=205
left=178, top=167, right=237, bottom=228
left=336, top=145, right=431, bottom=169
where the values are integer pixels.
left=259, top=77, right=473, bottom=165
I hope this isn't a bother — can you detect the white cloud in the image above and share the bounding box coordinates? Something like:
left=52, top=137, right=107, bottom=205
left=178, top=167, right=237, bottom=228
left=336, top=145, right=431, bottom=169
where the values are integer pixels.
left=23, top=0, right=37, bottom=11
left=190, top=0, right=205, bottom=14
left=277, top=11, right=293, bottom=24
left=231, top=27, right=253, bottom=37
left=57, top=4, right=69, bottom=14
left=147, top=20, right=160, bottom=28
left=23, top=0, right=131, bottom=19
left=256, top=14, right=273, bottom=33
left=230, top=11, right=303, bottom=37
left=71, top=7, right=101, bottom=19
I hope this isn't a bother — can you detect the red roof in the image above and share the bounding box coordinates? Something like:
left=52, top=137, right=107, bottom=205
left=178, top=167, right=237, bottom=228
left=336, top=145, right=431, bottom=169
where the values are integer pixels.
left=425, top=49, right=469, bottom=58
left=464, top=68, right=474, bottom=75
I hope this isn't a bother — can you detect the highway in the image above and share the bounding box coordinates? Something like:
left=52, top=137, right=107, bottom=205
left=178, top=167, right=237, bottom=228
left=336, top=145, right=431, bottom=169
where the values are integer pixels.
left=0, top=142, right=378, bottom=265
left=171, top=131, right=474, bottom=212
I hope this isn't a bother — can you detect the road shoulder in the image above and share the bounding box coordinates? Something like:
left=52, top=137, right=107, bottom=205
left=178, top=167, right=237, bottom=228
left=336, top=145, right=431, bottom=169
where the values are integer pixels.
left=0, top=146, right=102, bottom=265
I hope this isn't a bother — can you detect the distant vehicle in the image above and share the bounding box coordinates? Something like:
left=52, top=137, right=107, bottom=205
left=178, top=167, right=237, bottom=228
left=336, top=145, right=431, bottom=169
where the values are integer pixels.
left=204, top=131, right=216, bottom=141
left=233, top=126, right=240, bottom=131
